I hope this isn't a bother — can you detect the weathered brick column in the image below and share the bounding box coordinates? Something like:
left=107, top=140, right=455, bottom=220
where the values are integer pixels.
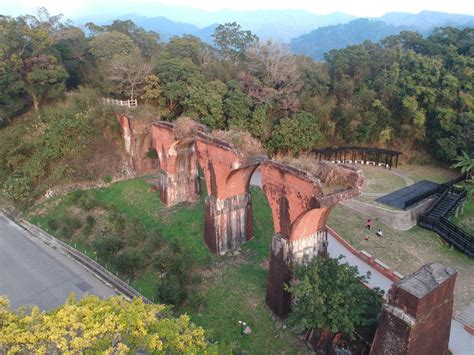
left=115, top=112, right=158, bottom=174
left=195, top=132, right=265, bottom=255
left=260, top=160, right=363, bottom=318
left=370, top=263, right=456, bottom=355
left=151, top=121, right=201, bottom=206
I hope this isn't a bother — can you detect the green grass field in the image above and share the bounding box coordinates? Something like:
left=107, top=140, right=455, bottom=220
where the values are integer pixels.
left=451, top=199, right=474, bottom=235
left=27, top=178, right=309, bottom=354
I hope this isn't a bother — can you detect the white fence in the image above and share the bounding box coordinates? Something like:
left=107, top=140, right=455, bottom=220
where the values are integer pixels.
left=103, top=98, right=138, bottom=108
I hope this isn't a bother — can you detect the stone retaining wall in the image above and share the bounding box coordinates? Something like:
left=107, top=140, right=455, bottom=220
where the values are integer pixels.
left=341, top=197, right=436, bottom=231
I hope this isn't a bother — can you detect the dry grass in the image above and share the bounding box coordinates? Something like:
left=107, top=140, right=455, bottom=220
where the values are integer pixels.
left=211, top=130, right=266, bottom=158
left=280, top=155, right=348, bottom=193
left=174, top=116, right=206, bottom=140
left=400, top=164, right=459, bottom=183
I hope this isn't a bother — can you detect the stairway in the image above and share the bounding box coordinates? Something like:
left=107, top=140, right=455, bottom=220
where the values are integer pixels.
left=426, top=192, right=459, bottom=218
left=418, top=186, right=473, bottom=257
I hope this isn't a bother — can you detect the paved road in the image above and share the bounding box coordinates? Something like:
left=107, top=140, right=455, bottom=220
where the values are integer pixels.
left=0, top=213, right=117, bottom=311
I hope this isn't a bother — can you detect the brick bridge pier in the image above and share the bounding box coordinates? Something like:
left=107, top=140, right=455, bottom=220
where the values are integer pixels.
left=115, top=113, right=157, bottom=174
left=260, top=160, right=363, bottom=318
left=151, top=121, right=201, bottom=206
left=195, top=132, right=266, bottom=255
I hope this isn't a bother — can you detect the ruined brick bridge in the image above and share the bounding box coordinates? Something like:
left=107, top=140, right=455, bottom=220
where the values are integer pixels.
left=116, top=113, right=458, bottom=355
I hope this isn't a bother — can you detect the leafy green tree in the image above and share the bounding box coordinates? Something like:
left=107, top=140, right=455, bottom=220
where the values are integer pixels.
left=268, top=112, right=324, bottom=154
left=184, top=79, right=227, bottom=129
left=212, top=22, right=258, bottom=62
left=224, top=80, right=252, bottom=129
left=88, top=31, right=137, bottom=60
left=452, top=151, right=474, bottom=177
left=154, top=53, right=201, bottom=114
left=248, top=104, right=269, bottom=140
left=285, top=257, right=383, bottom=340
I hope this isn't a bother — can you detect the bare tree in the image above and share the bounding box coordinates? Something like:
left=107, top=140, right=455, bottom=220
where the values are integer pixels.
left=248, top=41, right=302, bottom=112
left=108, top=50, right=153, bottom=100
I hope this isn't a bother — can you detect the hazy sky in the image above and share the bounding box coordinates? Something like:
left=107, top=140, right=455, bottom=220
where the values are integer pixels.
left=2, top=0, right=474, bottom=17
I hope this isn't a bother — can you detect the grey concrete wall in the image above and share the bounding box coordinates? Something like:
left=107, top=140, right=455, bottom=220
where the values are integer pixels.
left=341, top=197, right=436, bottom=231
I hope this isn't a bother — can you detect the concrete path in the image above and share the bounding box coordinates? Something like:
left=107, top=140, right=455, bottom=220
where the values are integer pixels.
left=326, top=232, right=393, bottom=293
left=0, top=212, right=117, bottom=311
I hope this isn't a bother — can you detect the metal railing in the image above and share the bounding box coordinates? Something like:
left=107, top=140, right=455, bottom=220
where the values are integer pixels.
left=417, top=183, right=472, bottom=257
left=419, top=215, right=474, bottom=257
left=403, top=173, right=467, bottom=210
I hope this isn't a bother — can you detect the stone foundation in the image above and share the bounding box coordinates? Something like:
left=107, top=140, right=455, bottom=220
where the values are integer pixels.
left=156, top=171, right=200, bottom=206
left=370, top=263, right=456, bottom=355
left=266, top=231, right=328, bottom=318
left=204, top=193, right=253, bottom=255
left=266, top=235, right=292, bottom=318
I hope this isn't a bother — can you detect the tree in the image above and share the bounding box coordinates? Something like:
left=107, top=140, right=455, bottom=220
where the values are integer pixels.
left=24, top=55, right=68, bottom=111
left=268, top=112, right=324, bottom=154
left=0, top=11, right=69, bottom=112
left=223, top=80, right=252, bottom=129
left=249, top=41, right=302, bottom=112
left=0, top=295, right=208, bottom=353
left=88, top=31, right=137, bottom=61
left=285, top=257, right=383, bottom=343
left=108, top=50, right=153, bottom=100
left=212, top=22, right=258, bottom=63
left=452, top=151, right=474, bottom=177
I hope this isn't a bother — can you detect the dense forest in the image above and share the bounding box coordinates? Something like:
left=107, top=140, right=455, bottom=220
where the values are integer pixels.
left=1, top=9, right=473, bottom=202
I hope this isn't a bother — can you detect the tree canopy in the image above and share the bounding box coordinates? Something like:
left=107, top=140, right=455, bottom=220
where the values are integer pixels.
left=285, top=256, right=384, bottom=338
left=0, top=294, right=208, bottom=353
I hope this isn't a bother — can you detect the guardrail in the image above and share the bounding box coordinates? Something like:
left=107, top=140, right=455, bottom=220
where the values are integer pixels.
left=20, top=220, right=152, bottom=303
left=103, top=98, right=138, bottom=108
left=419, top=215, right=474, bottom=257
left=403, top=173, right=467, bottom=210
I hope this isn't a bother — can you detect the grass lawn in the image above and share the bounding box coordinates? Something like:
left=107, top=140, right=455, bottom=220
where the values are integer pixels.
left=399, top=164, right=459, bottom=184
left=328, top=204, right=474, bottom=310
left=451, top=199, right=474, bottom=235
left=27, top=178, right=309, bottom=354
left=358, top=165, right=407, bottom=194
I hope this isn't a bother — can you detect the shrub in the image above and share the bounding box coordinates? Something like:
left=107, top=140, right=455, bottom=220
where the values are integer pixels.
left=78, top=191, right=98, bottom=211
left=47, top=218, right=59, bottom=231
left=84, top=215, right=96, bottom=235
left=93, top=237, right=124, bottom=261
left=113, top=250, right=142, bottom=276
left=157, top=273, right=186, bottom=306
left=103, top=175, right=112, bottom=184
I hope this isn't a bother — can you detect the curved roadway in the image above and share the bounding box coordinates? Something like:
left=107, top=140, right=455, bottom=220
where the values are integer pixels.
left=0, top=212, right=117, bottom=311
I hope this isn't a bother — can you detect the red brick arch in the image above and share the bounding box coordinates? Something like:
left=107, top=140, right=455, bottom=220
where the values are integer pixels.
left=260, top=160, right=363, bottom=318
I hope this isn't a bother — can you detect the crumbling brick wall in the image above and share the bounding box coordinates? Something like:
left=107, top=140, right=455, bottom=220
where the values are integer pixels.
left=115, top=112, right=158, bottom=174
left=370, top=263, right=456, bottom=355
left=151, top=121, right=200, bottom=206
left=260, top=160, right=363, bottom=318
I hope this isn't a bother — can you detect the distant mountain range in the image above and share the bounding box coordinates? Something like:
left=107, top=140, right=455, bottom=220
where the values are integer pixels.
left=291, top=11, right=474, bottom=59
left=290, top=19, right=408, bottom=60
left=72, top=0, right=356, bottom=43
left=73, top=5, right=474, bottom=59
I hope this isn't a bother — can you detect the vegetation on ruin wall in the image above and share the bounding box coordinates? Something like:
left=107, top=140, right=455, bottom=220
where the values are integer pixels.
left=27, top=179, right=309, bottom=353
left=1, top=10, right=473, bottom=163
